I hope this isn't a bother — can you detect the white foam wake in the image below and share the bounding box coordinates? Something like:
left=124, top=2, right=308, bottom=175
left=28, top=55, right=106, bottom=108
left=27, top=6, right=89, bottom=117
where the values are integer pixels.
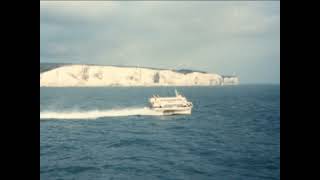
left=40, top=107, right=163, bottom=120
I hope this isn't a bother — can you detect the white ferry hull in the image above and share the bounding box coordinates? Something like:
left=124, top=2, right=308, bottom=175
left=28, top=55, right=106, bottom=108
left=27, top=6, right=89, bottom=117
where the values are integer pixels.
left=151, top=107, right=192, bottom=115
left=149, top=89, right=193, bottom=116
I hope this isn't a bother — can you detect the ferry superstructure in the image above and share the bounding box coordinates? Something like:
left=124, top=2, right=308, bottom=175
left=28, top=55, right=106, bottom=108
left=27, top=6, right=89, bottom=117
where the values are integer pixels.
left=149, top=90, right=193, bottom=115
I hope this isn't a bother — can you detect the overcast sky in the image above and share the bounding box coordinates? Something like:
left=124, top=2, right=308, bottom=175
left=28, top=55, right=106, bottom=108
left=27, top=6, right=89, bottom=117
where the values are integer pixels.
left=40, top=1, right=280, bottom=84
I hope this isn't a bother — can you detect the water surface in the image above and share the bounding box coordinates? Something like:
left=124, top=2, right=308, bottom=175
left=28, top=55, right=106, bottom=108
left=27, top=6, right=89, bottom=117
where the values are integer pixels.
left=40, top=85, right=280, bottom=180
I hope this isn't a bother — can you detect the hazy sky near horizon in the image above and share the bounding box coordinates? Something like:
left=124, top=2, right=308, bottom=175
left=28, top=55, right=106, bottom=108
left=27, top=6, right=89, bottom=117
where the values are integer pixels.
left=41, top=1, right=280, bottom=84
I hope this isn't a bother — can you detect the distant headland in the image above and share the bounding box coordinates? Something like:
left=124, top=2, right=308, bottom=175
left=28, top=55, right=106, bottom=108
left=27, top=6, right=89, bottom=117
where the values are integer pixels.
left=40, top=63, right=239, bottom=87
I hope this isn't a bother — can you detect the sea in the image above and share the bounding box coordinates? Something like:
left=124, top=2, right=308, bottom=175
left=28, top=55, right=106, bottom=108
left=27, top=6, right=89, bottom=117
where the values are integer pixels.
left=40, top=85, right=280, bottom=180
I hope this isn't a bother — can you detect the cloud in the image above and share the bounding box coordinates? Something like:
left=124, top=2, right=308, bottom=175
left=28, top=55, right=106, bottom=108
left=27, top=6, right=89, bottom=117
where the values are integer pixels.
left=40, top=1, right=280, bottom=83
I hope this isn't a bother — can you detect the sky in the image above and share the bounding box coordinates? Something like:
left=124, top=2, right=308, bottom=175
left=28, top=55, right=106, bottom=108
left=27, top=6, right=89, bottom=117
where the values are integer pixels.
left=40, top=1, right=280, bottom=84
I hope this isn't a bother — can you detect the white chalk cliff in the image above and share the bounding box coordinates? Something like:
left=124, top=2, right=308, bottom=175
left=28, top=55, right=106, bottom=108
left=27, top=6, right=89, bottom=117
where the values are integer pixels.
left=40, top=64, right=239, bottom=87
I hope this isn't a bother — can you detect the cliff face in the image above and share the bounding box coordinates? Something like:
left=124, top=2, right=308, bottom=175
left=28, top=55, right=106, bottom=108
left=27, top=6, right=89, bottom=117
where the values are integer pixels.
left=222, top=76, right=240, bottom=85
left=40, top=64, right=239, bottom=87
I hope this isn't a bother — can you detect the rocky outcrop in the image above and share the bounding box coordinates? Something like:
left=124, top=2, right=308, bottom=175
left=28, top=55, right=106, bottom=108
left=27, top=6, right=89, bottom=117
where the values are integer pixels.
left=40, top=64, right=239, bottom=87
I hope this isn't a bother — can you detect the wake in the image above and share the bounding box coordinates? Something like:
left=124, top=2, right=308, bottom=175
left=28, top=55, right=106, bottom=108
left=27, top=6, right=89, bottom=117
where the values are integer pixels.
left=40, top=107, right=163, bottom=120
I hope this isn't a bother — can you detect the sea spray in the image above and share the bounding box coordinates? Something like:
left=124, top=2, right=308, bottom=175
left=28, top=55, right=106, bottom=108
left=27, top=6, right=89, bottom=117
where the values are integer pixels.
left=40, top=107, right=163, bottom=120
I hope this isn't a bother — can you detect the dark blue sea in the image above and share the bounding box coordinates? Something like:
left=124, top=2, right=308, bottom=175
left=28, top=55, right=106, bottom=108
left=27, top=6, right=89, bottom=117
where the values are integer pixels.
left=40, top=85, right=280, bottom=180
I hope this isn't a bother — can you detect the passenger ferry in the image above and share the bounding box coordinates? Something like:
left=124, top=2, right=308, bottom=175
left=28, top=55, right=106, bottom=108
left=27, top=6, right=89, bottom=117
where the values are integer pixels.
left=149, top=89, right=193, bottom=115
